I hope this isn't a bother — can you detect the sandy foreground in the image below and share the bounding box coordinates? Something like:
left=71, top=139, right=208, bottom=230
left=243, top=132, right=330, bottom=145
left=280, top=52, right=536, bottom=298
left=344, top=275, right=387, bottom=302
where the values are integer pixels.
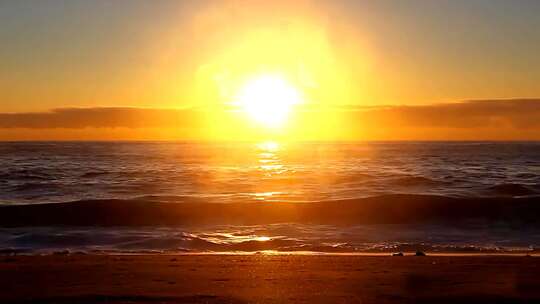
left=1, top=254, right=539, bottom=303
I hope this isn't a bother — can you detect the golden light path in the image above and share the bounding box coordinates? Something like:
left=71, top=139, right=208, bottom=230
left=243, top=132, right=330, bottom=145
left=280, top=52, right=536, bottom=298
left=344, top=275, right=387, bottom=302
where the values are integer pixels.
left=234, top=75, right=302, bottom=128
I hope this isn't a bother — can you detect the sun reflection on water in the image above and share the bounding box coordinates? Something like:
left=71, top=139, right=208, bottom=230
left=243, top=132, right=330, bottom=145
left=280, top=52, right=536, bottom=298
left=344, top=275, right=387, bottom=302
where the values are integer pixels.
left=200, top=231, right=273, bottom=244
left=254, top=236, right=271, bottom=242
left=250, top=141, right=291, bottom=200
left=257, top=141, right=286, bottom=175
left=257, top=141, right=280, bottom=152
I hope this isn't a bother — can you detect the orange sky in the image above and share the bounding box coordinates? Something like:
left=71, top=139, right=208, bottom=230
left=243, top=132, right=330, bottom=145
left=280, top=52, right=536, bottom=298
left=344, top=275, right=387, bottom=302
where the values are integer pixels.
left=1, top=0, right=540, bottom=140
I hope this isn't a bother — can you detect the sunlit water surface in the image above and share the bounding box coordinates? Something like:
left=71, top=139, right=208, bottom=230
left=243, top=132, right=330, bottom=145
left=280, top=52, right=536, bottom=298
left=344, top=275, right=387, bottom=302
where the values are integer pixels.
left=1, top=141, right=539, bottom=254
left=1, top=141, right=539, bottom=204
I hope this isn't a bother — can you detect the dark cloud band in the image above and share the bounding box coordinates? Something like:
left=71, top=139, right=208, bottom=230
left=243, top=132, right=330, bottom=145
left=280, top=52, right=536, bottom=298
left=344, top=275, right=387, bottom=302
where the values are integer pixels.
left=0, top=99, right=539, bottom=137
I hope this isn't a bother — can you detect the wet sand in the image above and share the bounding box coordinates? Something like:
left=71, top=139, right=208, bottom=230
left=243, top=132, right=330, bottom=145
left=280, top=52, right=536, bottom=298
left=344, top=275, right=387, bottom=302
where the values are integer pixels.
left=1, top=255, right=539, bottom=303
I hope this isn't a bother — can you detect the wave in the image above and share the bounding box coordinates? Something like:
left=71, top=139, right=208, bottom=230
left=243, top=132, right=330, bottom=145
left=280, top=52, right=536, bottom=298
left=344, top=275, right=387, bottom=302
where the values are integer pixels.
left=1, top=224, right=538, bottom=254
left=9, top=182, right=61, bottom=192
left=1, top=194, right=540, bottom=227
left=388, top=176, right=448, bottom=187
left=486, top=183, right=539, bottom=196
left=0, top=169, right=52, bottom=182
left=80, top=171, right=109, bottom=178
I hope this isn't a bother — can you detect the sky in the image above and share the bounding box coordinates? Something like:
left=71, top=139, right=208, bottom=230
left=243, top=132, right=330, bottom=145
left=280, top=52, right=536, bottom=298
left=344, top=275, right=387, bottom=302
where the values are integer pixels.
left=1, top=0, right=540, bottom=140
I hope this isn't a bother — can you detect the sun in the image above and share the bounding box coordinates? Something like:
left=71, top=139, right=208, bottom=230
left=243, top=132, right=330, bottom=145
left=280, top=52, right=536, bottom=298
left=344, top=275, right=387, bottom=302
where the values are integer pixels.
left=235, top=75, right=302, bottom=128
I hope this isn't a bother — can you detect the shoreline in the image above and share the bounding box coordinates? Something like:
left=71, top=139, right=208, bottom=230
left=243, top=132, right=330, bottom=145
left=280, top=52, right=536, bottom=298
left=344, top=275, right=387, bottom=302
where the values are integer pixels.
left=2, top=251, right=540, bottom=257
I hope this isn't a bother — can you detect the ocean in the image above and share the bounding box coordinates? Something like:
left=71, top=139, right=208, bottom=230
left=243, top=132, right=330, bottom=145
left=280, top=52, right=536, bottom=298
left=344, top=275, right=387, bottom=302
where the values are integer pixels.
left=1, top=141, right=539, bottom=254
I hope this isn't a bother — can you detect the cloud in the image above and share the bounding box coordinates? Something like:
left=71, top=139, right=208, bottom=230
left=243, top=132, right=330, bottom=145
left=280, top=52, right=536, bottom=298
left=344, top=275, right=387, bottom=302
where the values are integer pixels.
left=351, top=99, right=540, bottom=129
left=0, top=99, right=539, bottom=140
left=0, top=107, right=203, bottom=129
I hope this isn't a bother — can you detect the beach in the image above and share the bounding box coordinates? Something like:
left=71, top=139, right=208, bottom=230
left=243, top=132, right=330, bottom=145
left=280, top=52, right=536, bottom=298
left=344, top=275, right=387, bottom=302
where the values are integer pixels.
left=1, top=254, right=539, bottom=303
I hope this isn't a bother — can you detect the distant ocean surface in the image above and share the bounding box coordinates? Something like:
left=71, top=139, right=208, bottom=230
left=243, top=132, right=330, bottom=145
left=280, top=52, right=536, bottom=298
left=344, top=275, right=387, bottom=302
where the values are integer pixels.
left=1, top=141, right=540, bottom=254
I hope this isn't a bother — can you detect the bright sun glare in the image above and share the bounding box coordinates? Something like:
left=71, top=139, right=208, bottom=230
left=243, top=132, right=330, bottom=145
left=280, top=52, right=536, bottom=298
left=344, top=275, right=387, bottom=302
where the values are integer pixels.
left=235, top=75, right=302, bottom=128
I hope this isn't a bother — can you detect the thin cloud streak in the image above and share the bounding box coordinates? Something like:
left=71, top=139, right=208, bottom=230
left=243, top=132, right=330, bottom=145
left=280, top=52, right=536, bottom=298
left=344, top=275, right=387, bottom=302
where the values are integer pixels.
left=0, top=107, right=203, bottom=129
left=349, top=99, right=540, bottom=129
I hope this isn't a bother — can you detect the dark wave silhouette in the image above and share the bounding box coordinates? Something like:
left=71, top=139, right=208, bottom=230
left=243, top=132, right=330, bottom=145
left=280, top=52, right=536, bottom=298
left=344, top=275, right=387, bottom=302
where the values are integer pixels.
left=486, top=183, right=539, bottom=196
left=1, top=194, right=539, bottom=227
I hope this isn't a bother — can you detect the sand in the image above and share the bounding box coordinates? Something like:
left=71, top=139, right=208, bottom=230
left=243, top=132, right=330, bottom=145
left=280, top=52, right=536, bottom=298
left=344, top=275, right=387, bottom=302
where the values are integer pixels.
left=1, top=254, right=539, bottom=303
